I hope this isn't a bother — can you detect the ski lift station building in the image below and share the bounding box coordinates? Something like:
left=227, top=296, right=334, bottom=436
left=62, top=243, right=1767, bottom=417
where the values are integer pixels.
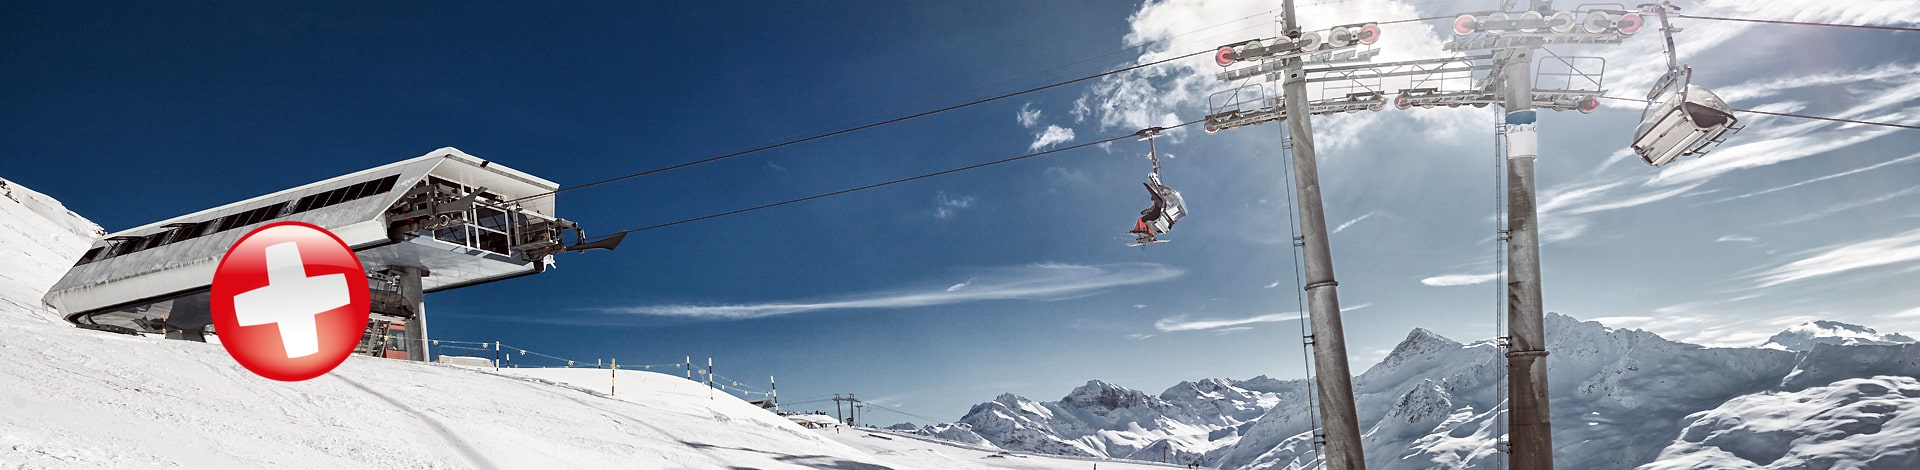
left=41, top=147, right=618, bottom=360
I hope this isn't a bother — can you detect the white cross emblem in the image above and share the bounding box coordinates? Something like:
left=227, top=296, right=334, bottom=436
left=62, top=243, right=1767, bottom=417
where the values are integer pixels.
left=231, top=241, right=349, bottom=358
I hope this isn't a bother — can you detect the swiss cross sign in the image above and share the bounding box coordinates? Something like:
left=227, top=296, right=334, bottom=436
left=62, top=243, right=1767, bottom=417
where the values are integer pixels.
left=210, top=221, right=371, bottom=381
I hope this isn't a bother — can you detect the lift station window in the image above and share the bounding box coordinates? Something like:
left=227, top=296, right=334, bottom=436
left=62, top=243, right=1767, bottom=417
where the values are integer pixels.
left=72, top=174, right=402, bottom=267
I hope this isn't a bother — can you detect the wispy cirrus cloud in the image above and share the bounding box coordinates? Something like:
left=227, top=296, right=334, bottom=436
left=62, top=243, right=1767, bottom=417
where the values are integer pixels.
left=1750, top=229, right=1920, bottom=288
left=1153, top=303, right=1371, bottom=332
left=1649, top=126, right=1905, bottom=188
left=1771, top=186, right=1920, bottom=226
left=1155, top=312, right=1297, bottom=332
left=600, top=262, right=1185, bottom=320
left=1533, top=58, right=1920, bottom=242
left=1332, top=211, right=1377, bottom=234
left=1712, top=62, right=1920, bottom=104
left=1419, top=272, right=1499, bottom=287
left=1711, top=152, right=1920, bottom=203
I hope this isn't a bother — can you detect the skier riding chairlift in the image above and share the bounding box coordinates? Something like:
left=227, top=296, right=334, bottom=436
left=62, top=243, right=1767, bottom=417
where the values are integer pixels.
left=1128, top=127, right=1187, bottom=246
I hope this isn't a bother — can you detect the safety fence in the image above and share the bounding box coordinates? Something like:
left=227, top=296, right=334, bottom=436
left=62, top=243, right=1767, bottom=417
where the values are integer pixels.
left=365, top=332, right=779, bottom=401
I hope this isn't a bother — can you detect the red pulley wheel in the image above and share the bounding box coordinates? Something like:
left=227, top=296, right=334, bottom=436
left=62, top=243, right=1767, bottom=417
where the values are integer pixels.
left=1618, top=13, right=1644, bottom=35
left=1453, top=14, right=1478, bottom=36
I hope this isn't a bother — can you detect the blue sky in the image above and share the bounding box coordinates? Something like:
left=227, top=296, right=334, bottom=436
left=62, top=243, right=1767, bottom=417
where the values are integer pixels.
left=5, top=0, right=1919, bottom=423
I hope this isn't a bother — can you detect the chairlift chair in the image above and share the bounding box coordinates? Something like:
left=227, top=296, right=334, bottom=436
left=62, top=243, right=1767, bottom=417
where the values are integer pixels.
left=1629, top=2, right=1740, bottom=167
left=1127, top=128, right=1188, bottom=246
left=1632, top=83, right=1738, bottom=166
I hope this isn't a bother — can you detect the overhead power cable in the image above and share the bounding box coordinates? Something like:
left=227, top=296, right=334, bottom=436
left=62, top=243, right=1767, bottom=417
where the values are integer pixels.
left=1677, top=14, right=1920, bottom=33
left=1600, top=96, right=1920, bottom=131
left=590, top=119, right=1203, bottom=237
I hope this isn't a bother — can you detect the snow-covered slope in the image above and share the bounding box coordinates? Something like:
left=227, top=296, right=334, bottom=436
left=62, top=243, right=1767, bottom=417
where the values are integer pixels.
left=947, top=315, right=1920, bottom=469
left=0, top=176, right=1185, bottom=469
left=0, top=177, right=101, bottom=323
left=1642, top=375, right=1920, bottom=469
left=1760, top=320, right=1917, bottom=351
left=826, top=427, right=1179, bottom=470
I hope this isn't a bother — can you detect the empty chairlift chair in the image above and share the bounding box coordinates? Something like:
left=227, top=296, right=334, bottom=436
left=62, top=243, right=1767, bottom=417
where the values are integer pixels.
left=1631, top=84, right=1738, bottom=167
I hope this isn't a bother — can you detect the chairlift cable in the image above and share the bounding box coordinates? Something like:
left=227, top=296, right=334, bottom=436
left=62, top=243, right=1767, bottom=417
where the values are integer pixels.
left=586, top=120, right=1203, bottom=237
left=509, top=11, right=1447, bottom=205
left=505, top=47, right=1226, bottom=205
left=1376, top=15, right=1456, bottom=26
left=762, top=10, right=1282, bottom=157
left=859, top=404, right=951, bottom=424
left=1676, top=14, right=1920, bottom=33
left=1600, top=96, right=1920, bottom=130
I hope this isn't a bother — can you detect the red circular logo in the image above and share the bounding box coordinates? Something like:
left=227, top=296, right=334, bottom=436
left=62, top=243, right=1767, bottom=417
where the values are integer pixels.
left=210, top=221, right=370, bottom=381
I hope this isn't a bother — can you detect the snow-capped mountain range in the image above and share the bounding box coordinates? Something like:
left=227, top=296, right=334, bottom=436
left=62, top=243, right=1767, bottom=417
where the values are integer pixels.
left=928, top=317, right=1919, bottom=469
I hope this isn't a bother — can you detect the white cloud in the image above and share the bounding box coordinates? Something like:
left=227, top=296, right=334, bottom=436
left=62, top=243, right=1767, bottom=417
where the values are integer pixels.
left=1590, top=148, right=1639, bottom=176
left=934, top=192, right=976, bottom=219
left=1156, top=312, right=1298, bottom=332
left=1648, top=126, right=1904, bottom=188
left=1080, top=0, right=1436, bottom=134
left=1713, top=63, right=1920, bottom=103
left=1263, top=280, right=1283, bottom=289
left=1070, top=96, right=1091, bottom=124
left=1124, top=333, right=1157, bottom=341
left=1029, top=125, right=1077, bottom=151
left=946, top=277, right=974, bottom=292
left=1772, top=186, right=1920, bottom=226
left=1599, top=3, right=1920, bottom=106
left=1564, top=182, right=1704, bottom=215
left=1016, top=102, right=1043, bottom=128
left=1419, top=272, right=1499, bottom=287
left=1331, top=211, right=1376, bottom=234
left=1751, top=229, right=1920, bottom=288
left=1713, top=152, right=1920, bottom=203
left=1215, top=327, right=1254, bottom=335
left=1715, top=235, right=1758, bottom=243
left=605, top=262, right=1185, bottom=319
left=1538, top=180, right=1627, bottom=215
left=1154, top=303, right=1370, bottom=332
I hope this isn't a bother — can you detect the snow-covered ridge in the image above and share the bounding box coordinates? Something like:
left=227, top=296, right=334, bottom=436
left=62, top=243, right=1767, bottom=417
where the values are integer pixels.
left=946, top=314, right=1920, bottom=469
left=1761, top=320, right=1917, bottom=351
left=0, top=177, right=102, bottom=323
